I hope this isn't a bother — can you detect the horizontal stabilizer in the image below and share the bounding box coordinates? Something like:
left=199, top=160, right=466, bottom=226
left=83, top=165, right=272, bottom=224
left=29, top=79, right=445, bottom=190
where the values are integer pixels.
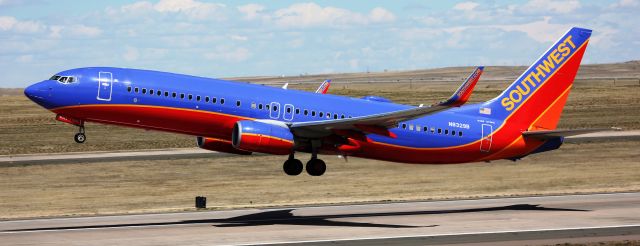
left=522, top=127, right=621, bottom=140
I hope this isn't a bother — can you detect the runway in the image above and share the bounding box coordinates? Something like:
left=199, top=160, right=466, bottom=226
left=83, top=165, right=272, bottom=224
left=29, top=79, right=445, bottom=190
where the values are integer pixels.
left=1, top=130, right=638, bottom=166
left=1, top=192, right=639, bottom=245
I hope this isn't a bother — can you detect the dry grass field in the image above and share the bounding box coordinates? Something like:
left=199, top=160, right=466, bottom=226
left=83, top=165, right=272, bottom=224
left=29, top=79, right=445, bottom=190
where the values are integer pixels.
left=0, top=139, right=639, bottom=219
left=0, top=62, right=638, bottom=219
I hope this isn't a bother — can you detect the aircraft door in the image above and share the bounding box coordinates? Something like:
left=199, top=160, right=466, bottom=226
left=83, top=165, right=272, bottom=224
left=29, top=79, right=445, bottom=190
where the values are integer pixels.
left=97, top=72, right=113, bottom=101
left=480, top=124, right=493, bottom=152
left=283, top=104, right=294, bottom=121
left=269, top=102, right=280, bottom=119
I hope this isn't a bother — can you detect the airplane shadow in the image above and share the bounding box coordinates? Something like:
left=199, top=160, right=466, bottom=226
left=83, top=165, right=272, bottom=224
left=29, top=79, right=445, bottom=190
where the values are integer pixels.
left=6, top=204, right=588, bottom=232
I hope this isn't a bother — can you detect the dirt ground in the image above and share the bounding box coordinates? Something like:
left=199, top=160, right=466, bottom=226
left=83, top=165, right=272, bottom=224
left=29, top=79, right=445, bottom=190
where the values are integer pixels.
left=0, top=139, right=638, bottom=219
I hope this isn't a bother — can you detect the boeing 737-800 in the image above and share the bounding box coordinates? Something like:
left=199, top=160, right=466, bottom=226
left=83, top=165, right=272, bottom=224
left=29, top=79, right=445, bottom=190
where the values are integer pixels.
left=24, top=27, right=605, bottom=176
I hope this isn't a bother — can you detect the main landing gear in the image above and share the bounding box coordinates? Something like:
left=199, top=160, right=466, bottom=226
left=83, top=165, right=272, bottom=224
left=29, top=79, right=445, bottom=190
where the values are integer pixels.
left=283, top=152, right=326, bottom=176
left=74, top=124, right=86, bottom=144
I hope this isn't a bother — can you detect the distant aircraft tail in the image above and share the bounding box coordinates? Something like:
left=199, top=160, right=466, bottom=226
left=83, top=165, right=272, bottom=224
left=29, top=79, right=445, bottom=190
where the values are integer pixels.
left=484, top=27, right=592, bottom=131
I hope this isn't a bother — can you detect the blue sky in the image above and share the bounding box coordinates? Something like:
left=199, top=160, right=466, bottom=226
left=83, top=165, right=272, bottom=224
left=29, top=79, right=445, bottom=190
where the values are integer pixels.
left=0, top=0, right=638, bottom=87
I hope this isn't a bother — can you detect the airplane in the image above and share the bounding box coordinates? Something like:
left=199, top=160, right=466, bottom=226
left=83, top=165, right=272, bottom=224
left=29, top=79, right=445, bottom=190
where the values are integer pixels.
left=24, top=27, right=605, bottom=176
left=282, top=79, right=331, bottom=94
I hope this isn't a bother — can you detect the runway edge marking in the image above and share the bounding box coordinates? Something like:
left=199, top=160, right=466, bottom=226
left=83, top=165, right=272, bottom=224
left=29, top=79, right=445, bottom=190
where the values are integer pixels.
left=231, top=224, right=640, bottom=246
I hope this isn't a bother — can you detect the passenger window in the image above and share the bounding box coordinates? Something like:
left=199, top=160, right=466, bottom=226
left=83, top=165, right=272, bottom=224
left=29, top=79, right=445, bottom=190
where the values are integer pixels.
left=409, top=125, right=414, bottom=130
left=459, top=131, right=463, bottom=137
left=266, top=104, right=270, bottom=110
left=236, top=100, right=241, bottom=107
left=431, top=127, right=435, bottom=133
left=188, top=94, right=193, bottom=100
left=142, top=88, right=147, bottom=94
left=251, top=102, right=256, bottom=109
left=212, top=97, right=217, bottom=103
left=205, top=96, right=210, bottom=102
left=416, top=125, right=421, bottom=131
left=319, top=112, right=324, bottom=117
left=333, top=114, right=338, bottom=119
left=165, top=91, right=169, bottom=97
left=311, top=111, right=316, bottom=116
left=149, top=89, right=154, bottom=95
left=445, top=129, right=449, bottom=135
left=127, top=86, right=132, bottom=92
left=180, top=93, right=185, bottom=99
left=341, top=114, right=345, bottom=119
left=402, top=123, right=407, bottom=129
left=286, top=107, right=291, bottom=113
left=135, top=87, right=139, bottom=93
left=295, top=108, right=300, bottom=114
left=304, top=110, right=308, bottom=115
left=258, top=104, right=263, bottom=110
left=196, top=95, right=201, bottom=101
left=157, top=90, right=162, bottom=96
left=172, top=92, right=176, bottom=98
left=452, top=130, right=456, bottom=135
left=220, top=98, right=225, bottom=104
left=273, top=105, right=278, bottom=111
left=423, top=126, right=428, bottom=132
left=437, top=128, right=442, bottom=134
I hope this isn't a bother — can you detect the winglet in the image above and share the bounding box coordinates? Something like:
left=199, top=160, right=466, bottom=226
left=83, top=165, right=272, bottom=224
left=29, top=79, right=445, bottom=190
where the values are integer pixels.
left=315, top=79, right=331, bottom=94
left=282, top=83, right=289, bottom=89
left=442, top=66, right=483, bottom=107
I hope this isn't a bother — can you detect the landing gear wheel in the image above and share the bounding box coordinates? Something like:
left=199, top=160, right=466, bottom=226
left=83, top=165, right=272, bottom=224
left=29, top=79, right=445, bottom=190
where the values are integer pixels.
left=74, top=124, right=86, bottom=144
left=74, top=133, right=86, bottom=143
left=306, top=158, right=326, bottom=176
left=283, top=159, right=303, bottom=176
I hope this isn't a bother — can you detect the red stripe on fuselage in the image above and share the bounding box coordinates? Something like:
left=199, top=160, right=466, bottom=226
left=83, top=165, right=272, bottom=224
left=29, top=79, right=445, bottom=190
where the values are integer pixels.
left=52, top=104, right=249, bottom=140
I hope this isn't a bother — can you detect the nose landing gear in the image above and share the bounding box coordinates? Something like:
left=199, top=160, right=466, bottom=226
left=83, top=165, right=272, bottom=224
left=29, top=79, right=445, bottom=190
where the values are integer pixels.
left=74, top=125, right=86, bottom=143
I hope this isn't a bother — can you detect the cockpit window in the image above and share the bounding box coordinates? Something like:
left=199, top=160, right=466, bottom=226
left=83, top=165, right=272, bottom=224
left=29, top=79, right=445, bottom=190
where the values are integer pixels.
left=50, top=75, right=77, bottom=84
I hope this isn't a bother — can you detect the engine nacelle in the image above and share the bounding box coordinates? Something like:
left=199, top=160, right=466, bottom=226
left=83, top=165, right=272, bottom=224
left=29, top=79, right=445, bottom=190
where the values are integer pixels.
left=196, top=136, right=252, bottom=155
left=232, top=120, right=294, bottom=155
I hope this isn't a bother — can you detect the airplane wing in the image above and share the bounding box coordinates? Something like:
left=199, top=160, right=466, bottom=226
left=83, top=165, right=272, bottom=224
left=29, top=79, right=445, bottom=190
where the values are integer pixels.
left=522, top=127, right=621, bottom=140
left=315, top=80, right=331, bottom=94
left=289, top=67, right=483, bottom=138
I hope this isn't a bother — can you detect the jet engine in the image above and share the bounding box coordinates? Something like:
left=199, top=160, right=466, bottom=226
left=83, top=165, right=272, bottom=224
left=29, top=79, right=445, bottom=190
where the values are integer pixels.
left=196, top=136, right=252, bottom=155
left=232, top=120, right=294, bottom=155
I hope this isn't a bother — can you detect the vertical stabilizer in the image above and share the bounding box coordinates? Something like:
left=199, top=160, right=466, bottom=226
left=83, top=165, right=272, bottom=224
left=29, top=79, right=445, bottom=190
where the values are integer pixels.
left=485, top=27, right=592, bottom=130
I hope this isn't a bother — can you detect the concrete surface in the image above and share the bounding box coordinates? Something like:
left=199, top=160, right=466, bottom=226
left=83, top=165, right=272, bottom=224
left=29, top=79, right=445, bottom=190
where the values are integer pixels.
left=1, top=192, right=639, bottom=245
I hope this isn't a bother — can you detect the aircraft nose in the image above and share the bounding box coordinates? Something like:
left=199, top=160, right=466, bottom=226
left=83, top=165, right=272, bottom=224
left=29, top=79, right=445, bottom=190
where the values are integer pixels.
left=24, top=81, right=52, bottom=107
left=24, top=83, right=37, bottom=98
